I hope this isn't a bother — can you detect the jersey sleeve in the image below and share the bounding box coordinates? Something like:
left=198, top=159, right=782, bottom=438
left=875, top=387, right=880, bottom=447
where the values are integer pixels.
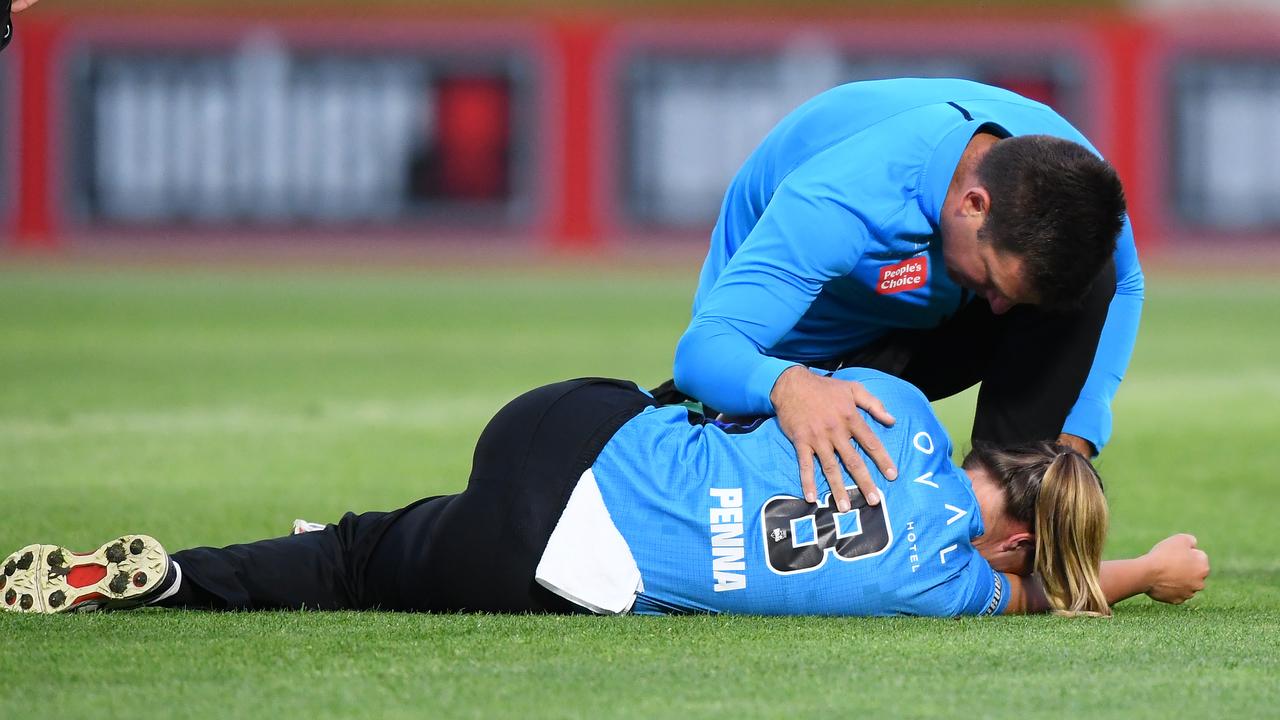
left=673, top=176, right=873, bottom=415
left=1061, top=215, right=1144, bottom=453
left=951, top=555, right=1012, bottom=617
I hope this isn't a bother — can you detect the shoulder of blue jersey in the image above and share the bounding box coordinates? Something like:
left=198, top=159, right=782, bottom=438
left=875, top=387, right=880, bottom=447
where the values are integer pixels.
left=828, top=367, right=932, bottom=410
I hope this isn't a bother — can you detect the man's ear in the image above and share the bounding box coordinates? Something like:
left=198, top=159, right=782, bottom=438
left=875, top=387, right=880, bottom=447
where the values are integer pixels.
left=964, top=186, right=991, bottom=218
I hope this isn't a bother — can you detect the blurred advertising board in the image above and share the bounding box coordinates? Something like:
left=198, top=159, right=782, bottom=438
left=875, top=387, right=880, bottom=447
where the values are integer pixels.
left=1, top=59, right=11, bottom=231
left=610, top=25, right=1096, bottom=233
left=15, top=13, right=1280, bottom=250
left=1167, top=56, right=1280, bottom=234
left=62, top=24, right=544, bottom=234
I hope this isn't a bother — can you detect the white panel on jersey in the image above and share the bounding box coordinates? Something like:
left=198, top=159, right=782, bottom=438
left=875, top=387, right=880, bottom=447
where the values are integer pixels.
left=536, top=468, right=643, bottom=615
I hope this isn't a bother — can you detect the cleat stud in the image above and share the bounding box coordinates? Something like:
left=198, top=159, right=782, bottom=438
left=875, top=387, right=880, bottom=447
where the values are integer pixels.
left=48, top=590, right=65, bottom=608
left=0, top=575, right=5, bottom=590
left=3, top=561, right=14, bottom=576
left=47, top=550, right=65, bottom=568
left=129, top=539, right=144, bottom=555
left=105, top=544, right=126, bottom=563
left=4, top=589, right=14, bottom=605
left=132, top=572, right=148, bottom=588
left=19, top=594, right=33, bottom=610
left=108, top=572, right=129, bottom=595
left=16, top=553, right=32, bottom=571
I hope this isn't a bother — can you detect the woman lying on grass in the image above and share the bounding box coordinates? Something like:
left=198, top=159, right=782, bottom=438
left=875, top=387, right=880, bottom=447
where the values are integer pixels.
left=2, top=369, right=1208, bottom=617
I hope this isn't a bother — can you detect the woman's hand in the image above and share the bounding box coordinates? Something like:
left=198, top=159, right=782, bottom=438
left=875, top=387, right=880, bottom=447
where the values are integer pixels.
left=1144, top=534, right=1210, bottom=604
left=770, top=366, right=897, bottom=513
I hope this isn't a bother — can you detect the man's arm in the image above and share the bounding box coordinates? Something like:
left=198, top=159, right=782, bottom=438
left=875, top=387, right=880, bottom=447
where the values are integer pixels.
left=1060, top=217, right=1144, bottom=455
left=673, top=179, right=897, bottom=511
left=674, top=181, right=866, bottom=416
left=1000, top=533, right=1210, bottom=614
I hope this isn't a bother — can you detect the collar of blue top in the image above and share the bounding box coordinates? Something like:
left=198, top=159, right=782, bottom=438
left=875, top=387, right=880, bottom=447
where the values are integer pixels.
left=918, top=108, right=1012, bottom=228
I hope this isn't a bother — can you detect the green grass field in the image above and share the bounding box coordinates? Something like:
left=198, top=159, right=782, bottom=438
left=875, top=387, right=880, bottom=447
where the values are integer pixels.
left=1, top=265, right=1277, bottom=719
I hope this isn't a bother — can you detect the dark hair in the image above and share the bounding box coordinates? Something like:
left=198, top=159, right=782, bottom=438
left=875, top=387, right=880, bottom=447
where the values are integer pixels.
left=963, top=441, right=1110, bottom=616
left=975, top=135, right=1126, bottom=309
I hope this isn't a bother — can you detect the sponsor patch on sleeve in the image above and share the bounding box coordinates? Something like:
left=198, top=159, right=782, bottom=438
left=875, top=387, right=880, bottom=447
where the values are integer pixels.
left=876, top=256, right=928, bottom=295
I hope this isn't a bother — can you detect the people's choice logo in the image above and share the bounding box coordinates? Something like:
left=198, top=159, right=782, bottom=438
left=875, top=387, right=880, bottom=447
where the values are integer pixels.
left=876, top=256, right=928, bottom=295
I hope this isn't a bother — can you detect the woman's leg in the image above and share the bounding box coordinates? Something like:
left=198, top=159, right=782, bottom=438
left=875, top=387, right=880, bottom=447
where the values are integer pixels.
left=2, top=500, right=452, bottom=615
left=158, top=495, right=452, bottom=611
left=411, top=378, right=654, bottom=613
left=164, top=377, right=654, bottom=614
left=1, top=378, right=655, bottom=615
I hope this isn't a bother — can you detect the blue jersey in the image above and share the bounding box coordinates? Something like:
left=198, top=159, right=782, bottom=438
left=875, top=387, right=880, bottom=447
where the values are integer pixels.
left=674, top=78, right=1143, bottom=452
left=590, top=368, right=1010, bottom=617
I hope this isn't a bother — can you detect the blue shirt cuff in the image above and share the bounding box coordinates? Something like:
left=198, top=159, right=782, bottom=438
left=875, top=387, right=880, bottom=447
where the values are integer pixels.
left=1062, top=396, right=1113, bottom=455
left=745, top=357, right=802, bottom=415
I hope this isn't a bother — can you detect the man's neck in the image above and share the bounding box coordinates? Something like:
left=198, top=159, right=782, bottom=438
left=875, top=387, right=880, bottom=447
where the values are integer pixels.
left=942, top=132, right=1002, bottom=215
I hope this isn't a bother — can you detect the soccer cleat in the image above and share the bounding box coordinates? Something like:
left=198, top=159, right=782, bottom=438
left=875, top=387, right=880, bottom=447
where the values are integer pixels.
left=1, top=535, right=171, bottom=614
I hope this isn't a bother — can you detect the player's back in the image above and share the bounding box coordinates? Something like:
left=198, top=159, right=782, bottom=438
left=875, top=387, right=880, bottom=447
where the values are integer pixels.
left=695, top=78, right=1070, bottom=312
left=590, top=369, right=1006, bottom=617
left=724, top=78, right=1058, bottom=211
left=739, top=78, right=1039, bottom=182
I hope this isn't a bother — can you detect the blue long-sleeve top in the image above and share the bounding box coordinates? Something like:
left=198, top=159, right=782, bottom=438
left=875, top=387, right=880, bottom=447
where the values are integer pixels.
left=675, top=78, right=1143, bottom=453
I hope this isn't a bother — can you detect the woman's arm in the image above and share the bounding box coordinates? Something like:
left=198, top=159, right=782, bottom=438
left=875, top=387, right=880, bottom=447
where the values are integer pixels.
left=999, top=533, right=1210, bottom=614
left=1102, top=533, right=1210, bottom=605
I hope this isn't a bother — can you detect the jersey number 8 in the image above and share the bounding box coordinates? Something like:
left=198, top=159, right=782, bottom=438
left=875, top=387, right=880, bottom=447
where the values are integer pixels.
left=762, top=489, right=891, bottom=574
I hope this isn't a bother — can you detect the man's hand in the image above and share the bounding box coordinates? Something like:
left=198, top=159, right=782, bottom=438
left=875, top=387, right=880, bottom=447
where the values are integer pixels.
left=1056, top=433, right=1094, bottom=457
left=770, top=366, right=897, bottom=512
left=1144, top=534, right=1210, bottom=605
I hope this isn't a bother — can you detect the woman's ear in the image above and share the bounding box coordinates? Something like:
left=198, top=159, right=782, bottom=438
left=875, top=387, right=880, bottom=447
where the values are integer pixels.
left=1003, top=531, right=1034, bottom=554
left=1003, top=531, right=1035, bottom=575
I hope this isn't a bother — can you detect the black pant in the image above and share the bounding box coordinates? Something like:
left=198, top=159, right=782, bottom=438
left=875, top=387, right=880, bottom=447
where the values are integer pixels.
left=655, top=261, right=1116, bottom=451
left=161, top=378, right=655, bottom=613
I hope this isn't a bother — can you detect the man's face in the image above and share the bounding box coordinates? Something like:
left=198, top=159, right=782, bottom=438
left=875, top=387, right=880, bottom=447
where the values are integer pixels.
left=939, top=186, right=1038, bottom=315
left=942, top=231, right=1036, bottom=315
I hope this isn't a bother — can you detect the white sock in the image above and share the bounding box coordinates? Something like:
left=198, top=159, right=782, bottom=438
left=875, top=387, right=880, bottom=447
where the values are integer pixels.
left=146, top=559, right=183, bottom=606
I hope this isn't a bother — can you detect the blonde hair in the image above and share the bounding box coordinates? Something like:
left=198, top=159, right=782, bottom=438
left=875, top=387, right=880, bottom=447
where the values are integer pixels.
left=963, top=442, right=1110, bottom=617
